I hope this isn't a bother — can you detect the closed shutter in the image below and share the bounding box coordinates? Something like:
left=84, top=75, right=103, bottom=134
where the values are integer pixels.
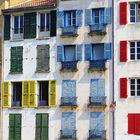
left=70, top=112, right=76, bottom=130
left=85, top=9, right=92, bottom=26
left=4, top=15, right=10, bottom=40
left=120, top=78, right=127, bottom=98
left=24, top=12, right=36, bottom=39
left=49, top=80, right=56, bottom=107
left=50, top=10, right=56, bottom=37
left=120, top=2, right=127, bottom=25
left=57, top=11, right=64, bottom=28
left=2, top=82, right=10, bottom=108
left=105, top=7, right=112, bottom=24
left=76, top=44, right=82, bottom=61
left=135, top=114, right=140, bottom=135
left=90, top=79, right=98, bottom=97
left=9, top=114, right=15, bottom=140
left=57, top=46, right=64, bottom=62
left=62, top=113, right=69, bottom=130
left=98, top=79, right=105, bottom=96
left=76, top=10, right=83, bottom=27
left=128, top=114, right=135, bottom=134
left=36, top=114, right=41, bottom=140
left=120, top=41, right=127, bottom=62
left=104, top=43, right=112, bottom=59
left=85, top=44, right=92, bottom=61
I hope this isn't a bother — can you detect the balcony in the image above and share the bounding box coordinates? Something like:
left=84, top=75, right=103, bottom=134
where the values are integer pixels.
left=60, top=130, right=77, bottom=140
left=88, top=24, right=106, bottom=36
left=11, top=101, right=21, bottom=108
left=89, top=60, right=106, bottom=71
left=61, top=26, right=78, bottom=37
left=12, top=28, right=23, bottom=40
left=88, top=96, right=106, bottom=108
left=60, top=61, right=78, bottom=72
left=60, top=97, right=78, bottom=108
left=88, top=130, right=106, bottom=140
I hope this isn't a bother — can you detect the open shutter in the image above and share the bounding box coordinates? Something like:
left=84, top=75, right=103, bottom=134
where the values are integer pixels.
left=49, top=80, right=56, bottom=107
left=120, top=41, right=127, bottom=62
left=85, top=44, right=92, bottom=61
left=15, top=114, right=21, bottom=140
left=36, top=114, right=41, bottom=140
left=135, top=114, right=140, bottom=135
left=76, top=10, right=83, bottom=27
left=128, top=114, right=135, bottom=134
left=50, top=10, right=56, bottom=37
left=120, top=2, right=127, bottom=25
left=2, top=82, right=10, bottom=108
left=57, top=11, right=64, bottom=28
left=85, top=9, right=92, bottom=26
left=57, top=45, right=63, bottom=62
left=9, top=114, right=15, bottom=140
left=22, top=81, right=29, bottom=107
left=105, top=7, right=112, bottom=24
left=104, top=43, right=112, bottom=59
left=120, top=78, right=127, bottom=98
left=98, top=79, right=105, bottom=96
left=76, top=44, right=82, bottom=61
left=4, top=15, right=10, bottom=40
left=29, top=81, right=36, bottom=108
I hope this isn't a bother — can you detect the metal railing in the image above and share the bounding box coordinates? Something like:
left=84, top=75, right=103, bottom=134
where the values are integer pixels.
left=60, top=97, right=77, bottom=106
left=89, top=60, right=106, bottom=69
left=61, top=61, right=78, bottom=71
left=12, top=101, right=21, bottom=107
left=89, top=130, right=106, bottom=139
left=60, top=130, right=77, bottom=139
left=89, top=96, right=106, bottom=106
left=61, top=26, right=78, bottom=36
left=89, top=24, right=106, bottom=34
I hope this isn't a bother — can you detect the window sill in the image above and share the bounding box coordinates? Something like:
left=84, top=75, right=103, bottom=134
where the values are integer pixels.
left=9, top=72, right=23, bottom=75
left=10, top=39, right=24, bottom=42
left=60, top=68, right=78, bottom=72
left=35, top=106, right=50, bottom=109
left=61, top=34, right=79, bottom=38
left=9, top=107, right=22, bottom=110
left=128, top=59, right=140, bottom=63
left=88, top=32, right=107, bottom=36
left=35, top=70, right=50, bottom=73
left=88, top=67, right=106, bottom=72
left=36, top=37, right=50, bottom=40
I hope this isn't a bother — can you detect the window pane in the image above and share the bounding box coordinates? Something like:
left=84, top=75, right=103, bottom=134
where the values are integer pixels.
left=72, top=11, right=76, bottom=26
left=137, top=91, right=140, bottom=96
left=46, top=13, right=50, bottom=31
left=64, top=46, right=75, bottom=61
left=131, top=91, right=135, bottom=96
left=14, top=16, right=19, bottom=34
left=131, top=85, right=135, bottom=90
left=130, top=42, right=135, bottom=47
left=130, top=3, right=136, bottom=9
left=130, top=48, right=135, bottom=53
left=93, top=44, right=104, bottom=60
left=20, top=16, right=23, bottom=33
left=131, top=79, right=135, bottom=84
left=40, top=14, right=45, bottom=32
left=130, top=54, right=135, bottom=60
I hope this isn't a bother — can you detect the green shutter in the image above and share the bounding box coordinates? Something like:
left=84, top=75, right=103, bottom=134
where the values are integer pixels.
left=24, top=12, right=36, bottom=39
left=4, top=15, right=10, bottom=40
left=16, top=47, right=23, bottom=72
left=9, top=114, right=15, bottom=140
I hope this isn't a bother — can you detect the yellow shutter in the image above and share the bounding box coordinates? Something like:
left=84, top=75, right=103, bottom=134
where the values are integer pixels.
left=2, top=82, right=10, bottom=108
left=49, top=80, right=56, bottom=107
left=22, top=81, right=29, bottom=107
left=29, top=81, right=36, bottom=108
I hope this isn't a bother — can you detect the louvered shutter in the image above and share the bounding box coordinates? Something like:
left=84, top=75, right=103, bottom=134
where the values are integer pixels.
left=50, top=10, right=56, bottom=37
left=85, top=44, right=92, bottom=61
left=49, top=80, right=56, bottom=107
left=104, top=43, right=112, bottom=59
left=128, top=114, right=135, bottom=134
left=120, top=41, right=127, bottom=62
left=85, top=9, right=92, bottom=26
left=120, top=78, right=127, bottom=98
left=120, top=2, right=127, bottom=25
left=57, top=46, right=63, bottom=62
left=90, top=79, right=98, bottom=97
left=76, top=10, right=83, bottom=27
left=98, top=79, right=105, bottom=96
left=15, top=114, right=21, bottom=140
left=4, top=15, right=10, bottom=40
left=76, top=44, right=82, bottom=61
left=36, top=114, right=41, bottom=140
left=57, top=11, right=64, bottom=28
left=105, top=7, right=112, bottom=24
left=70, top=112, right=76, bottom=130
left=62, top=113, right=69, bottom=130
left=2, top=82, right=10, bottom=108
left=9, top=114, right=15, bottom=140
left=135, top=114, right=140, bottom=135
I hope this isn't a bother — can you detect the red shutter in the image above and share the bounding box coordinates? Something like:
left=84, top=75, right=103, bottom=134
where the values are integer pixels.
left=135, top=114, right=140, bottom=135
left=120, top=2, right=127, bottom=25
left=128, top=114, right=135, bottom=134
left=120, top=41, right=127, bottom=62
left=120, top=78, right=127, bottom=98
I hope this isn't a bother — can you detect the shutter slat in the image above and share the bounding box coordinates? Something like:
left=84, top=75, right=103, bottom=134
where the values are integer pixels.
left=85, top=9, right=92, bottom=26
left=76, top=10, right=83, bottom=27
left=15, top=114, right=21, bottom=140
left=85, top=44, right=92, bottom=61
left=120, top=41, right=127, bottom=62
left=104, top=43, right=112, bottom=59
left=57, top=11, right=64, bottom=28
left=9, top=114, right=15, bottom=140
left=120, top=2, right=127, bottom=25
left=76, top=44, right=82, bottom=61
left=57, top=46, right=63, bottom=62
left=105, top=7, right=112, bottom=24
left=120, top=78, right=127, bottom=98
left=36, top=114, right=41, bottom=140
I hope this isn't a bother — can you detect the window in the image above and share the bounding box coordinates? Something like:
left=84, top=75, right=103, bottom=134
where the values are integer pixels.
left=35, top=114, right=49, bottom=140
left=130, top=3, right=140, bottom=23
left=12, top=82, right=22, bottom=107
left=130, top=42, right=140, bottom=60
left=9, top=114, right=22, bottom=140
left=92, top=9, right=104, bottom=24
left=130, top=79, right=140, bottom=96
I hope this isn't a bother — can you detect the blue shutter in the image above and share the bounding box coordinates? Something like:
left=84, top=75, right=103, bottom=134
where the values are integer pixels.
left=76, top=10, right=83, bottom=27
left=76, top=44, right=82, bottom=61
left=85, top=44, right=92, bottom=61
left=104, top=43, right=112, bottom=59
left=101, top=9, right=105, bottom=24
left=69, top=112, right=76, bottom=130
left=105, top=7, right=112, bottom=24
left=98, top=79, right=105, bottom=96
left=90, top=79, right=98, bottom=97
left=57, top=45, right=64, bottom=62
left=62, top=112, right=69, bottom=130
left=85, top=9, right=92, bottom=26
left=57, top=11, right=64, bottom=28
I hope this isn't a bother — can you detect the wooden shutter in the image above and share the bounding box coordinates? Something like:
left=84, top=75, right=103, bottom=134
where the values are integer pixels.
left=120, top=78, right=127, bottom=98
left=120, top=2, right=127, bottom=25
left=104, top=43, right=112, bottom=59
left=90, top=79, right=98, bottom=97
left=85, top=9, right=92, bottom=26
left=120, top=41, right=127, bottom=62
left=57, top=11, right=64, bottom=28
left=4, top=15, right=10, bottom=40
left=85, top=44, right=92, bottom=61
left=36, top=114, right=41, bottom=140
left=135, top=114, right=140, bottom=135
left=128, top=114, right=135, bottom=134
left=69, top=112, right=76, bottom=130
left=9, top=114, right=15, bottom=140
left=57, top=46, right=63, bottom=62
left=62, top=112, right=69, bottom=130
left=98, top=79, right=105, bottom=96
left=50, top=10, right=56, bottom=37
left=76, top=10, right=83, bottom=27
left=76, top=44, right=82, bottom=61
left=49, top=80, right=56, bottom=107
left=105, top=7, right=112, bottom=24
left=2, top=82, right=10, bottom=108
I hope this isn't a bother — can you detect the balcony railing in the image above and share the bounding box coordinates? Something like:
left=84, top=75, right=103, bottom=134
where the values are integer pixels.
left=60, top=130, right=77, bottom=139
left=61, top=61, right=78, bottom=72
left=88, top=96, right=106, bottom=107
left=12, top=101, right=21, bottom=108
left=38, top=100, right=48, bottom=106
left=89, top=60, right=106, bottom=71
left=88, top=24, right=106, bottom=36
left=88, top=130, right=106, bottom=140
left=61, top=26, right=78, bottom=37
left=60, top=97, right=77, bottom=107
left=12, top=27, right=23, bottom=40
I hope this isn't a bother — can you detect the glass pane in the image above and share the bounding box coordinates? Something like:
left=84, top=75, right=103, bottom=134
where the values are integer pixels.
left=46, top=13, right=50, bottom=31
left=40, top=14, right=45, bottom=32
left=20, top=16, right=23, bottom=33
left=131, top=85, right=135, bottom=90
left=137, top=91, right=140, bottom=96
left=131, top=91, right=135, bottom=96
left=131, top=79, right=135, bottom=84
left=64, top=46, right=76, bottom=61
left=130, top=48, right=135, bottom=53
left=93, top=44, right=104, bottom=60
left=130, top=54, right=135, bottom=60
left=130, top=42, right=135, bottom=47
left=130, top=3, right=135, bottom=9
left=130, top=17, right=136, bottom=22
left=14, top=16, right=19, bottom=34
left=72, top=11, right=76, bottom=26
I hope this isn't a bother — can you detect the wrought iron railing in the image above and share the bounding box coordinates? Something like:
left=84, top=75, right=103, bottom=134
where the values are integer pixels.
left=89, top=130, right=106, bottom=139
left=61, top=61, right=78, bottom=71
left=61, top=26, right=78, bottom=36
left=89, top=60, right=106, bottom=70
left=60, top=97, right=77, bottom=106
left=39, top=100, right=48, bottom=106
left=60, top=130, right=77, bottom=139
left=89, top=96, right=106, bottom=106
left=12, top=101, right=21, bottom=107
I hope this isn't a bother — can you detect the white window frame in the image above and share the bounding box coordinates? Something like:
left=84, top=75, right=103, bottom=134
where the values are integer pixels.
left=65, top=11, right=76, bottom=27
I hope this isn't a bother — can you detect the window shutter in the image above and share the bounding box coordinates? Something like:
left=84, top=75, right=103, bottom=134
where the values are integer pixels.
left=50, top=10, right=56, bottom=37
left=76, top=10, right=83, bottom=27
left=105, top=7, right=112, bottom=24
left=57, top=45, right=63, bottom=62
left=135, top=114, right=140, bottom=135
left=2, top=82, right=10, bottom=108
left=70, top=112, right=76, bottom=130
left=29, top=81, right=36, bottom=108
left=36, top=114, right=41, bottom=140
left=90, top=79, right=98, bottom=97
left=24, top=12, right=36, bottom=39
left=104, top=43, right=112, bottom=59
left=76, top=44, right=82, bottom=61
left=98, top=79, right=105, bottom=96
left=85, top=44, right=92, bottom=61
left=62, top=112, right=69, bottom=129
left=128, top=114, right=135, bottom=134
left=9, top=114, right=15, bottom=140
left=22, top=81, right=29, bottom=107
left=120, top=78, right=127, bottom=98
left=49, top=80, right=56, bottom=107
left=4, top=15, right=10, bottom=40
left=120, top=2, right=127, bottom=25
left=85, top=9, right=92, bottom=26
left=57, top=11, right=64, bottom=28
left=120, top=41, right=127, bottom=62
